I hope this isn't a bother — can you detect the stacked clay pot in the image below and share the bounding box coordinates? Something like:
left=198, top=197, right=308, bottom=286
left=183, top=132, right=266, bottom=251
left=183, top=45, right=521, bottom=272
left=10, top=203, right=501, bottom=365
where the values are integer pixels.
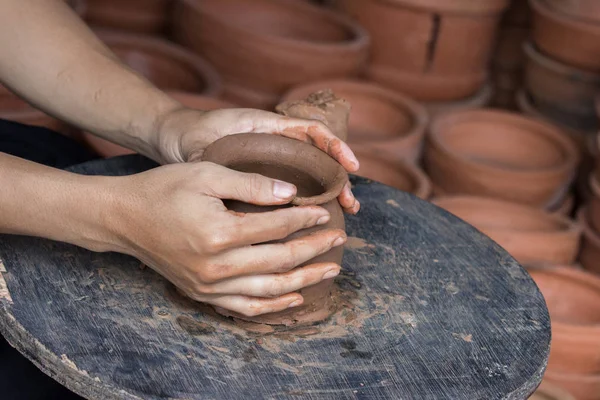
left=333, top=0, right=509, bottom=104
left=424, top=109, right=579, bottom=213
left=281, top=80, right=428, bottom=163
left=433, top=196, right=581, bottom=265
left=528, top=265, right=600, bottom=400
left=80, top=0, right=174, bottom=35
left=172, top=0, right=369, bottom=109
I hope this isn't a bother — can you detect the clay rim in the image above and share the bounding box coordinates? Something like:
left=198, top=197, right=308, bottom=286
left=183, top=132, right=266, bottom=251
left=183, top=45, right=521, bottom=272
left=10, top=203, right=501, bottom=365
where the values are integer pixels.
left=529, top=0, right=600, bottom=33
left=94, top=29, right=222, bottom=97
left=428, top=108, right=580, bottom=176
left=201, top=133, right=348, bottom=206
left=523, top=41, right=600, bottom=83
left=182, top=0, right=370, bottom=53
left=280, top=79, right=428, bottom=146
left=423, top=82, right=494, bottom=114
left=368, top=64, right=489, bottom=85
left=380, top=0, right=510, bottom=14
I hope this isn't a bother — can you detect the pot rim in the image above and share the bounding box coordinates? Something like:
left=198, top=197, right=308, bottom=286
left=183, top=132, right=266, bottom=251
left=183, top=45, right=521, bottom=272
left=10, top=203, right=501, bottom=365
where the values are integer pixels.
left=95, top=29, right=222, bottom=97
left=182, top=0, right=370, bottom=53
left=201, top=133, right=348, bottom=206
left=280, top=79, right=428, bottom=147
left=523, top=41, right=600, bottom=83
left=423, top=82, right=494, bottom=114
left=529, top=0, right=600, bottom=33
left=380, top=0, right=510, bottom=14
left=428, top=108, right=580, bottom=177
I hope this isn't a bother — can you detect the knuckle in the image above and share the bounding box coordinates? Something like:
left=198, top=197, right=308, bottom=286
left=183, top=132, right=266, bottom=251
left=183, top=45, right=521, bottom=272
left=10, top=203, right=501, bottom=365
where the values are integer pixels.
left=191, top=282, right=215, bottom=296
left=195, top=262, right=223, bottom=284
left=241, top=173, right=266, bottom=199
left=201, top=232, right=232, bottom=254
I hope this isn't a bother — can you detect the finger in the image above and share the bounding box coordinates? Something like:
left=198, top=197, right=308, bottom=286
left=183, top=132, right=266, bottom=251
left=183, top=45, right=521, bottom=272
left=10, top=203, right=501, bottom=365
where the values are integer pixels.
left=202, top=263, right=341, bottom=297
left=338, top=182, right=360, bottom=214
left=204, top=229, right=346, bottom=281
left=208, top=293, right=304, bottom=318
left=201, top=162, right=297, bottom=205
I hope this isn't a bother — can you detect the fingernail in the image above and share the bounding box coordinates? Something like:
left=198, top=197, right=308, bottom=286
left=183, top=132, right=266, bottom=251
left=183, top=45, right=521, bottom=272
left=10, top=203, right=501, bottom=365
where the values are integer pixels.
left=273, top=180, right=296, bottom=200
left=288, top=299, right=303, bottom=308
left=316, top=215, right=330, bottom=225
left=322, top=268, right=340, bottom=280
left=332, top=236, right=346, bottom=247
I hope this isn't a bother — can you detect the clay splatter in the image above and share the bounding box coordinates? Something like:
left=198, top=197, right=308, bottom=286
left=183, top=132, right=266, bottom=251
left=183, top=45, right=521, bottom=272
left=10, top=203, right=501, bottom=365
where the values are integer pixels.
left=176, top=315, right=216, bottom=336
left=386, top=199, right=400, bottom=208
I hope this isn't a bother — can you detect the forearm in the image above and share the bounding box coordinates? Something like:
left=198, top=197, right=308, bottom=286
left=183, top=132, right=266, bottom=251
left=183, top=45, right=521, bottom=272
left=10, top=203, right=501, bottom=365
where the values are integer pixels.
left=0, top=152, right=121, bottom=252
left=0, top=0, right=181, bottom=160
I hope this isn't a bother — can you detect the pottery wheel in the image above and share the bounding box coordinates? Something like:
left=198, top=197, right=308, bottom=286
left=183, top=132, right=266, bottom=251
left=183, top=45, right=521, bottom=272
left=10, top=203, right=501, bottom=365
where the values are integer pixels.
left=0, top=155, right=550, bottom=399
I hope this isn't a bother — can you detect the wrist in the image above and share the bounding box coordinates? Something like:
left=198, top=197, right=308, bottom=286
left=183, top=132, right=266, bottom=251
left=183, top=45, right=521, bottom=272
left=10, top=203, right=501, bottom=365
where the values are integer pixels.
left=153, top=107, right=211, bottom=164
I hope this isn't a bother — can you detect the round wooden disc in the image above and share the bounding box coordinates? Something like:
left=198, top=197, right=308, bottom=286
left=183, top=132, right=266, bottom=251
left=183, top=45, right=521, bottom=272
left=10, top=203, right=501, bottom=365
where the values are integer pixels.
left=0, top=155, right=549, bottom=399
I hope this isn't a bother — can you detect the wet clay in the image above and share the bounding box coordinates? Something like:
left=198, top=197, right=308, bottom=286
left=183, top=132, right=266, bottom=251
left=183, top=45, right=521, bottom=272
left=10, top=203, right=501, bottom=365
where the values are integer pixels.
left=275, top=89, right=351, bottom=141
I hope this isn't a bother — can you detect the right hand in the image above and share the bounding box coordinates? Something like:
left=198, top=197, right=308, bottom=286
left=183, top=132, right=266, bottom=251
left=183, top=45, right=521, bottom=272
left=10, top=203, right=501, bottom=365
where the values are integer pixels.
left=106, top=161, right=347, bottom=317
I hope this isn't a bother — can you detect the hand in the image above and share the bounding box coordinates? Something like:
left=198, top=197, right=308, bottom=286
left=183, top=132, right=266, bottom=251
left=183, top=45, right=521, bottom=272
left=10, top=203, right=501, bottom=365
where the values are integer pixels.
left=153, top=107, right=360, bottom=214
left=108, top=161, right=347, bottom=317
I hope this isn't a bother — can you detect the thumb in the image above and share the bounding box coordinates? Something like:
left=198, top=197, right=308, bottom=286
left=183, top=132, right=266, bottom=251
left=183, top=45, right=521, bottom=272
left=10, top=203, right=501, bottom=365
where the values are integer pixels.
left=202, top=162, right=297, bottom=205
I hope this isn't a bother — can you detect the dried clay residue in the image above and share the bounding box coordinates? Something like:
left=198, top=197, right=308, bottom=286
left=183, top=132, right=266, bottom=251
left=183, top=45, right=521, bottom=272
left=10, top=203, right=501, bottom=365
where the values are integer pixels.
left=345, top=236, right=369, bottom=250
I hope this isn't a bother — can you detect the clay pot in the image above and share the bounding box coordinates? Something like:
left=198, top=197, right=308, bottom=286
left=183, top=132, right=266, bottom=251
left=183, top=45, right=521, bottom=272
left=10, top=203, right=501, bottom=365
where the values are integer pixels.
left=172, top=0, right=369, bottom=109
left=530, top=0, right=600, bottom=72
left=81, top=92, right=235, bottom=158
left=529, top=381, right=576, bottom=400
left=349, top=146, right=432, bottom=199
left=96, top=30, right=221, bottom=96
left=551, top=193, right=575, bottom=216
left=281, top=80, right=428, bottom=163
left=546, top=0, right=600, bottom=24
left=334, top=0, right=510, bottom=101
left=423, top=83, right=494, bottom=118
left=579, top=208, right=600, bottom=275
left=432, top=196, right=581, bottom=265
left=202, top=133, right=348, bottom=326
left=529, top=266, right=600, bottom=374
left=82, top=0, right=173, bottom=34
left=543, top=371, right=600, bottom=400
left=424, top=109, right=579, bottom=208
left=524, top=41, right=600, bottom=133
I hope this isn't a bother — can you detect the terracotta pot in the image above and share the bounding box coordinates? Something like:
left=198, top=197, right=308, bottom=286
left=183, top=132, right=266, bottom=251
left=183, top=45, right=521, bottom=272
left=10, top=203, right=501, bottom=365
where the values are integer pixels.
left=544, top=371, right=600, bottom=400
left=530, top=0, right=600, bottom=72
left=334, top=0, right=509, bottom=101
left=202, top=133, right=348, bottom=326
left=546, top=0, right=600, bottom=23
left=81, top=92, right=235, bottom=158
left=95, top=30, right=221, bottom=96
left=529, top=266, right=600, bottom=374
left=172, top=0, right=369, bottom=109
left=281, top=80, right=428, bottom=163
left=423, top=83, right=494, bottom=118
left=82, top=0, right=173, bottom=34
left=349, top=146, right=431, bottom=199
left=432, top=196, right=581, bottom=265
left=529, top=381, right=576, bottom=400
left=579, top=207, right=600, bottom=275
left=524, top=41, right=600, bottom=133
left=493, top=25, right=530, bottom=70
left=424, top=109, right=579, bottom=207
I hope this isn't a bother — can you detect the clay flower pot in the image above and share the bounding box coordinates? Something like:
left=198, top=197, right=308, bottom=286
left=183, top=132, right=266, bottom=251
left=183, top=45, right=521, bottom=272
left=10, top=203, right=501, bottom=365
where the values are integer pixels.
left=281, top=80, right=428, bottom=163
left=546, top=0, right=600, bottom=24
left=82, top=0, right=173, bottom=34
left=350, top=146, right=432, bottom=199
left=529, top=381, right=576, bottom=400
left=543, top=371, right=600, bottom=400
left=202, top=133, right=348, bottom=326
left=423, top=83, right=494, bottom=118
left=96, top=30, right=221, bottom=96
left=530, top=0, right=600, bottom=72
left=579, top=208, right=600, bottom=275
left=81, top=92, right=235, bottom=158
left=172, top=0, right=369, bottom=109
left=424, top=109, right=579, bottom=207
left=529, top=266, right=600, bottom=374
left=334, top=0, right=510, bottom=101
left=524, top=41, right=600, bottom=133
left=432, top=196, right=581, bottom=265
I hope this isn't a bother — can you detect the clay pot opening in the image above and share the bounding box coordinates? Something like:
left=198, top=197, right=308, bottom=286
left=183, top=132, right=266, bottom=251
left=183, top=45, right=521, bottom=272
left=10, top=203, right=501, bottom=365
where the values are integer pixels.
left=202, top=133, right=348, bottom=206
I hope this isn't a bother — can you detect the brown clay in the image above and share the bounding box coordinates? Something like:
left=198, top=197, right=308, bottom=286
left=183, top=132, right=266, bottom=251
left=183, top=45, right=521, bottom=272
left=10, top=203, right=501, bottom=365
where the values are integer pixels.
left=349, top=146, right=432, bottom=199
left=524, top=41, right=600, bottom=133
left=530, top=0, right=600, bottom=72
left=529, top=266, right=600, bottom=374
left=81, top=92, right=235, bottom=158
left=432, top=196, right=581, bottom=265
left=546, top=0, right=600, bottom=24
left=334, top=0, right=509, bottom=100
left=579, top=208, right=600, bottom=275
left=202, top=133, right=348, bottom=326
left=529, top=381, right=576, bottom=400
left=423, top=83, right=493, bottom=118
left=172, top=0, right=369, bottom=109
left=281, top=80, right=428, bottom=163
left=82, top=0, right=173, bottom=34
left=96, top=30, right=221, bottom=96
left=276, top=89, right=351, bottom=142
left=543, top=371, right=600, bottom=400
left=424, top=109, right=579, bottom=207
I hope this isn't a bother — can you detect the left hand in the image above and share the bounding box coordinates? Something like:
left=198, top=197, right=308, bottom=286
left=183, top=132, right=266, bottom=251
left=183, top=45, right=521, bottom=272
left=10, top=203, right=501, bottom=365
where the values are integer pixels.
left=152, top=107, right=361, bottom=214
